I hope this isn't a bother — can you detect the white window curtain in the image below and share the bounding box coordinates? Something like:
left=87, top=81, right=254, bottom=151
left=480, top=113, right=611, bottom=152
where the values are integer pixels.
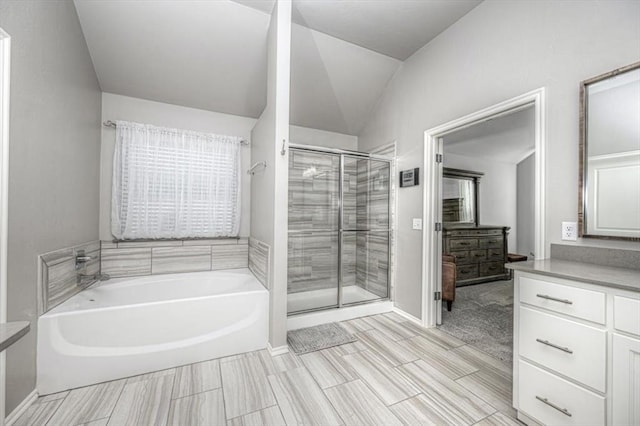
left=112, top=121, right=242, bottom=240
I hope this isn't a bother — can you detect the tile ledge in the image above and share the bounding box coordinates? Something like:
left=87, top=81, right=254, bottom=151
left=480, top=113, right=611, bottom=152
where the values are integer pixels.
left=0, top=321, right=30, bottom=352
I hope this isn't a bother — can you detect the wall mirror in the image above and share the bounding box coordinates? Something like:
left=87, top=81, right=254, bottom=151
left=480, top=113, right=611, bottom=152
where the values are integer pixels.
left=579, top=61, right=640, bottom=241
left=442, top=168, right=483, bottom=226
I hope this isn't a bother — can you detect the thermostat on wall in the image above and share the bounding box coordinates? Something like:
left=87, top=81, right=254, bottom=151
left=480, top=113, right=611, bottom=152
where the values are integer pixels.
left=400, top=168, right=419, bottom=187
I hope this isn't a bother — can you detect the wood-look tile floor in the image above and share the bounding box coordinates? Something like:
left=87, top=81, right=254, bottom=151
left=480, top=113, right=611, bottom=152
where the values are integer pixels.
left=16, top=313, right=522, bottom=426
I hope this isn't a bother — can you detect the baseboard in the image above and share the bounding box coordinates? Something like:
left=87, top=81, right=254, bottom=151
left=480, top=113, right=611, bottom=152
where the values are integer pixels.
left=267, top=342, right=289, bottom=356
left=392, top=307, right=424, bottom=326
left=5, top=389, right=38, bottom=426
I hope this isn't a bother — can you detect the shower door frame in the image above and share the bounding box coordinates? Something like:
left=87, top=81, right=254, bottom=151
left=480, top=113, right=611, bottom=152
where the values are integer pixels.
left=288, top=144, right=392, bottom=315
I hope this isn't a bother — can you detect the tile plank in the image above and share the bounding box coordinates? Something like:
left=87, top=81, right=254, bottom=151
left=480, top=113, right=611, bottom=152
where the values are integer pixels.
left=360, top=315, right=416, bottom=341
left=356, top=329, right=419, bottom=367
left=107, top=375, right=173, bottom=426
left=268, top=367, right=342, bottom=426
left=258, top=349, right=303, bottom=375
left=221, top=352, right=276, bottom=418
left=473, top=412, right=521, bottom=426
left=397, top=360, right=496, bottom=424
left=168, top=389, right=225, bottom=426
left=456, top=370, right=515, bottom=417
left=342, top=350, right=420, bottom=405
left=152, top=246, right=211, bottom=274
left=398, top=336, right=478, bottom=379
left=47, top=379, right=126, bottom=425
left=227, top=406, right=285, bottom=426
left=324, top=380, right=402, bottom=426
left=13, top=398, right=65, bottom=426
left=172, top=359, right=221, bottom=399
left=300, top=350, right=356, bottom=389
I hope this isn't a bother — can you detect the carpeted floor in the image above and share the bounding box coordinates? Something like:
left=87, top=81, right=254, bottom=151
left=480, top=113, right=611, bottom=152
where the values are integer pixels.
left=439, top=280, right=514, bottom=364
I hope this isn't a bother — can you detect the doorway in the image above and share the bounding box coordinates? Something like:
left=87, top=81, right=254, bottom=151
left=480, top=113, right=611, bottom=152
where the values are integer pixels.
left=437, top=105, right=536, bottom=363
left=422, top=88, right=546, bottom=330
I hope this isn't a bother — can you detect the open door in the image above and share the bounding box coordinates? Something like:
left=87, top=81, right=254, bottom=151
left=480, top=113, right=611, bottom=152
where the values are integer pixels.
left=435, top=138, right=444, bottom=325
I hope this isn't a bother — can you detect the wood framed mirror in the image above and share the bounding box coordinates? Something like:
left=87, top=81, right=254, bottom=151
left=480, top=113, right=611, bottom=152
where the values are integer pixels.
left=443, top=167, right=483, bottom=226
left=579, top=61, right=640, bottom=241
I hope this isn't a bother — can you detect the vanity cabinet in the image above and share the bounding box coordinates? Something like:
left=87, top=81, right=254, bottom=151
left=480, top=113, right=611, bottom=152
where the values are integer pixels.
left=513, top=272, right=640, bottom=426
left=443, top=226, right=509, bottom=286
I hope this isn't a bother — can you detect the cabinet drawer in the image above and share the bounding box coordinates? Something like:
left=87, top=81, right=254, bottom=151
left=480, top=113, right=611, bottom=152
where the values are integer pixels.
left=469, top=249, right=487, bottom=262
left=519, top=306, right=606, bottom=391
left=518, top=360, right=605, bottom=426
left=480, top=262, right=504, bottom=277
left=614, top=295, right=640, bottom=336
left=449, top=229, right=502, bottom=237
left=487, top=248, right=503, bottom=261
left=450, top=239, right=478, bottom=250
left=479, top=237, right=503, bottom=249
left=450, top=250, right=472, bottom=265
left=519, top=276, right=605, bottom=324
left=457, top=264, right=478, bottom=280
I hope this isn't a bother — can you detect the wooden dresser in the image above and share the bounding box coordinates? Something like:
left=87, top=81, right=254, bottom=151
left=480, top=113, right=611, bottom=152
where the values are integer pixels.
left=443, top=225, right=510, bottom=286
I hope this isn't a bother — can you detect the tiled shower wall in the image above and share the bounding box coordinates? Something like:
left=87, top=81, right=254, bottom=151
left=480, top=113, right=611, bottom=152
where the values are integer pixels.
left=101, top=238, right=249, bottom=278
left=38, top=241, right=101, bottom=314
left=287, top=150, right=390, bottom=297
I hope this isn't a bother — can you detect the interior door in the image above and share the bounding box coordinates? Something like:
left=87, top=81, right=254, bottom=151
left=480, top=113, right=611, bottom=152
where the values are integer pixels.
left=436, top=138, right=444, bottom=325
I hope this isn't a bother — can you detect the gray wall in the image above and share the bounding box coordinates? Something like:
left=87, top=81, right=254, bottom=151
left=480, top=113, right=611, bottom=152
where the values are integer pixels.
left=358, top=0, right=640, bottom=319
left=0, top=0, right=101, bottom=413
left=517, top=153, right=535, bottom=258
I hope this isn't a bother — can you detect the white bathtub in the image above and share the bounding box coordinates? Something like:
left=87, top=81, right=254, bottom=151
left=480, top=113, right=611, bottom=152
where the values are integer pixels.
left=37, top=269, right=268, bottom=394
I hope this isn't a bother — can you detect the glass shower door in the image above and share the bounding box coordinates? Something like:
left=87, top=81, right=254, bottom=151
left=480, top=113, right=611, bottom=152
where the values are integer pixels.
left=287, top=150, right=340, bottom=314
left=341, top=156, right=390, bottom=305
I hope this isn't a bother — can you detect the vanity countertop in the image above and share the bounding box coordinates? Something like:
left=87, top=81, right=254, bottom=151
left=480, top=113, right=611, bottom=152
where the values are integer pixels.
left=507, top=259, right=640, bottom=293
left=0, top=321, right=30, bottom=352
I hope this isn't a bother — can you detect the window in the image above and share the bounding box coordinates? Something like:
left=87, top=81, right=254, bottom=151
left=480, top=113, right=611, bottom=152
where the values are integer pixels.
left=112, top=121, right=242, bottom=239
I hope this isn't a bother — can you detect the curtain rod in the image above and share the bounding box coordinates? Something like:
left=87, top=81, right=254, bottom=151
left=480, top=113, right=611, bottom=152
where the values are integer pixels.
left=103, top=120, right=250, bottom=145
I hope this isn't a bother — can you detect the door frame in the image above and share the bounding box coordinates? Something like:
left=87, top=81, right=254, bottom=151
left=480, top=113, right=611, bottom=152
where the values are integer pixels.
left=421, top=88, right=546, bottom=328
left=0, top=26, right=11, bottom=425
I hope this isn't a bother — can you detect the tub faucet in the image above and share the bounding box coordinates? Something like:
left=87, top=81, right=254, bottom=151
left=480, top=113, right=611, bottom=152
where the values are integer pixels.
left=77, top=273, right=110, bottom=288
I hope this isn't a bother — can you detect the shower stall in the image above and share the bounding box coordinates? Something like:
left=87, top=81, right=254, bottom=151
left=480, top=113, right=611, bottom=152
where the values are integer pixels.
left=287, top=145, right=391, bottom=315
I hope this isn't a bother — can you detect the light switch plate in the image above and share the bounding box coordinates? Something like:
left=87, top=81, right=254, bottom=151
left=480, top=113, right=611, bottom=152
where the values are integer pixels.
left=412, top=218, right=422, bottom=230
left=562, top=221, right=577, bottom=241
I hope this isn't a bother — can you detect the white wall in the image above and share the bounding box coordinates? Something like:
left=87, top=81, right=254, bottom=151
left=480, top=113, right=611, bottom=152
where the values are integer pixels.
left=0, top=0, right=102, bottom=413
left=517, top=153, right=536, bottom=257
left=444, top=153, right=517, bottom=250
left=250, top=0, right=291, bottom=350
left=358, top=0, right=640, bottom=319
left=290, top=125, right=357, bottom=150
left=100, top=93, right=257, bottom=239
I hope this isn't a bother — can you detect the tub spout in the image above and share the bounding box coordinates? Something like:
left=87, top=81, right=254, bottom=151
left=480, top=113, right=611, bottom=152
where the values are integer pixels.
left=77, top=273, right=111, bottom=287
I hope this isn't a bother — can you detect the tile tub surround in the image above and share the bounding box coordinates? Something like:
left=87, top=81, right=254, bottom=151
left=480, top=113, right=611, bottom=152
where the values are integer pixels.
left=101, top=238, right=248, bottom=278
left=17, top=313, right=520, bottom=426
left=38, top=240, right=101, bottom=314
left=249, top=238, right=270, bottom=289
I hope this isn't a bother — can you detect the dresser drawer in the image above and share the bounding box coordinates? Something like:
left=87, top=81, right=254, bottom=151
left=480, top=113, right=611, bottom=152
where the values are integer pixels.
left=480, top=262, right=504, bottom=277
left=518, top=360, right=605, bottom=426
left=614, top=295, right=640, bottom=336
left=450, top=250, right=472, bottom=265
left=469, top=249, right=487, bottom=262
left=449, top=229, right=502, bottom=237
left=479, top=237, right=503, bottom=249
left=457, top=264, right=478, bottom=280
left=519, top=276, right=605, bottom=324
left=450, top=239, right=478, bottom=250
left=519, top=306, right=606, bottom=391
left=487, top=248, right=503, bottom=261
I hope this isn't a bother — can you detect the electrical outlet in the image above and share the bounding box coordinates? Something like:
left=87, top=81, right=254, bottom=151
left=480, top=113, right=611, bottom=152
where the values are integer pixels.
left=412, top=218, right=422, bottom=230
left=562, top=221, right=577, bottom=241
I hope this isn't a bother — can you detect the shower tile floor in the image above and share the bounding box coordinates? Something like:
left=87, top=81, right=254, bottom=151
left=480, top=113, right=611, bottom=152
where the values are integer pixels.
left=15, top=313, right=521, bottom=426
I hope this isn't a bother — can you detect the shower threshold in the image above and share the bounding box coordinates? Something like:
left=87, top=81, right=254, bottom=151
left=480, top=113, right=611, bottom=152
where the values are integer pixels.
left=287, top=285, right=383, bottom=315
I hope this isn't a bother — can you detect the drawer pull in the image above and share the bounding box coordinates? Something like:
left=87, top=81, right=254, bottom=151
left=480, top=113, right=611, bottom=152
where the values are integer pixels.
left=535, top=396, right=572, bottom=417
left=536, top=294, right=573, bottom=305
left=536, top=338, right=573, bottom=354
left=473, top=253, right=484, bottom=257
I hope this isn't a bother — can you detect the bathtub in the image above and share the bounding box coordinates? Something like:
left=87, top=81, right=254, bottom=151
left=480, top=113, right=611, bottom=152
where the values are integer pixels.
left=37, top=269, right=268, bottom=395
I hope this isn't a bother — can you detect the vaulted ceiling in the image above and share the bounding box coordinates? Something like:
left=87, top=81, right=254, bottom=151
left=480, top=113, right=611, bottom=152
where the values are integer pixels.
left=74, top=0, right=481, bottom=135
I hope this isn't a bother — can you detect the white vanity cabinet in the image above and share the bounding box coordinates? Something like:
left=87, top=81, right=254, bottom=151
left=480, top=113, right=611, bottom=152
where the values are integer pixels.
left=513, top=271, right=640, bottom=426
